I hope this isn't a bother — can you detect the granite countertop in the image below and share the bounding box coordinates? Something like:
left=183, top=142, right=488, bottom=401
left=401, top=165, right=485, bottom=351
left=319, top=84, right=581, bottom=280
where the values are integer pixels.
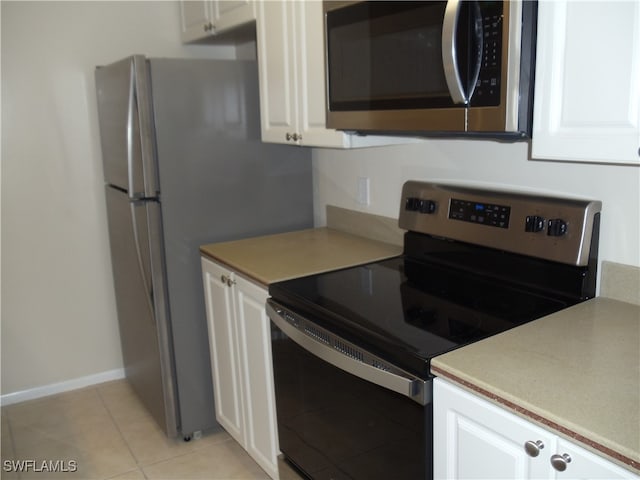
left=200, top=227, right=403, bottom=286
left=431, top=297, right=640, bottom=473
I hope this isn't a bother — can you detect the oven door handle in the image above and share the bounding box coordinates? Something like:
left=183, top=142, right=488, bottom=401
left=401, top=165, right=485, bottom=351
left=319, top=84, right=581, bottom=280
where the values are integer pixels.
left=267, top=301, right=430, bottom=406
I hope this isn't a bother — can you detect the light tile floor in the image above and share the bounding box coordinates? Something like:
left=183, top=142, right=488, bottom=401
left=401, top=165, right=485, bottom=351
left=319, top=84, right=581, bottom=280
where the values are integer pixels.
left=1, top=380, right=276, bottom=480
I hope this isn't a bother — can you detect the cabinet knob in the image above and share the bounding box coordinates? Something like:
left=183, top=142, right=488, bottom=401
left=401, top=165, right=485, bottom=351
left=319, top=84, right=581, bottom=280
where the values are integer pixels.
left=285, top=132, right=301, bottom=142
left=550, top=453, right=572, bottom=472
left=220, top=275, right=235, bottom=287
left=524, top=440, right=545, bottom=457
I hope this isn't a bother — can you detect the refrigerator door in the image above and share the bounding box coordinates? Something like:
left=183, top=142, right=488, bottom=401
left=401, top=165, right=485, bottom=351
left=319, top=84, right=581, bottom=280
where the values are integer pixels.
left=104, top=186, right=178, bottom=436
left=149, top=59, right=313, bottom=436
left=96, top=56, right=158, bottom=198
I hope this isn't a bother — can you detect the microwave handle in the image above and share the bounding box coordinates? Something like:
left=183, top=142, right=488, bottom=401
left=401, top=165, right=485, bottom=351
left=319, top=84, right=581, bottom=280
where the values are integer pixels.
left=442, top=0, right=467, bottom=104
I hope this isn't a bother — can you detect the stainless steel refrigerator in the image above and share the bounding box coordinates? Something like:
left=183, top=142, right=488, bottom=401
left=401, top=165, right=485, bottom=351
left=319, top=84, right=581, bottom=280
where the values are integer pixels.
left=95, top=55, right=313, bottom=439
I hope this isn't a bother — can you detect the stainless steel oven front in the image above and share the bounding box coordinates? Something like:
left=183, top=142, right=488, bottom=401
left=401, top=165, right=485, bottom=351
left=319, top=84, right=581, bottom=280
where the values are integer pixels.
left=267, top=300, right=432, bottom=480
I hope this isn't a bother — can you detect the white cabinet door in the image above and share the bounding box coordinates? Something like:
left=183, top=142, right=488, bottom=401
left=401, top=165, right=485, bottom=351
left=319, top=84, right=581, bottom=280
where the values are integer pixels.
left=201, top=256, right=280, bottom=479
left=552, top=439, right=639, bottom=480
left=213, top=0, right=255, bottom=34
left=201, top=258, right=246, bottom=447
left=434, top=378, right=640, bottom=480
left=255, top=0, right=352, bottom=147
left=235, top=275, right=280, bottom=480
left=255, top=0, right=421, bottom=148
left=180, top=1, right=255, bottom=43
left=256, top=0, right=300, bottom=145
left=180, top=1, right=215, bottom=43
left=434, top=378, right=555, bottom=480
left=532, top=1, right=640, bottom=164
left=293, top=1, right=351, bottom=148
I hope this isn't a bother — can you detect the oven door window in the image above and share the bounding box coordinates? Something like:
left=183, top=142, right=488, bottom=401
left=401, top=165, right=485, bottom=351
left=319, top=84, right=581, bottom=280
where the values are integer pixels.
left=271, top=321, right=431, bottom=480
left=327, top=1, right=455, bottom=111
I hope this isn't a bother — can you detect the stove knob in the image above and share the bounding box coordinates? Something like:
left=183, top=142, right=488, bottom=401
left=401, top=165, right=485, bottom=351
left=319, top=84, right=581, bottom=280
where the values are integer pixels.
left=525, top=215, right=545, bottom=232
left=547, top=219, right=568, bottom=237
left=418, top=199, right=436, bottom=214
left=405, top=197, right=420, bottom=211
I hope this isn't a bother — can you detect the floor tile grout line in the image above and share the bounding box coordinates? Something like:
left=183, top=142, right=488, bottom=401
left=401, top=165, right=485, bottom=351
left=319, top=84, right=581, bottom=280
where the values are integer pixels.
left=8, top=385, right=135, bottom=480
left=95, top=382, right=152, bottom=479
left=5, top=380, right=261, bottom=480
left=93, top=380, right=233, bottom=478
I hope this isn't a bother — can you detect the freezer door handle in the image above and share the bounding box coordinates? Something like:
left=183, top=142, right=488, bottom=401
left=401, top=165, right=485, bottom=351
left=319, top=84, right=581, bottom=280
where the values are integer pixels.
left=126, top=67, right=137, bottom=197
left=125, top=56, right=158, bottom=199
left=130, top=201, right=155, bottom=323
left=132, top=56, right=158, bottom=198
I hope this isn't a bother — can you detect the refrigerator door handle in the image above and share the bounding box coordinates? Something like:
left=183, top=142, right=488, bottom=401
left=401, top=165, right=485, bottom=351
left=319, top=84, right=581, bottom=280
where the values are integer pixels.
left=126, top=66, right=139, bottom=199
left=130, top=201, right=155, bottom=323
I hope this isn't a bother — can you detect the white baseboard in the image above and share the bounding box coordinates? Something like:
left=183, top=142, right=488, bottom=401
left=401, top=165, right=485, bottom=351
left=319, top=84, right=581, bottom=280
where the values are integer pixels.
left=0, top=368, right=126, bottom=406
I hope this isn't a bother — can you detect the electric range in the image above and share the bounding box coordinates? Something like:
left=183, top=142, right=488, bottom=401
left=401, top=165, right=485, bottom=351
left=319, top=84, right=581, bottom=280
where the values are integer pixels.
left=267, top=181, right=601, bottom=480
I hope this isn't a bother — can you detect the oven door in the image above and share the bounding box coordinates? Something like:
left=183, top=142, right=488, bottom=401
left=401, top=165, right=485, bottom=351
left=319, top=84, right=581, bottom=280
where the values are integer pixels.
left=267, top=300, right=432, bottom=480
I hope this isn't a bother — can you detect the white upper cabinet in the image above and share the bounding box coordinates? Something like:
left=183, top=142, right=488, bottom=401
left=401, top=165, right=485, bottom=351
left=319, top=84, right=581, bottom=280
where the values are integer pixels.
left=179, top=1, right=255, bottom=43
left=532, top=1, right=640, bottom=164
left=255, top=0, right=348, bottom=147
left=255, top=1, right=415, bottom=148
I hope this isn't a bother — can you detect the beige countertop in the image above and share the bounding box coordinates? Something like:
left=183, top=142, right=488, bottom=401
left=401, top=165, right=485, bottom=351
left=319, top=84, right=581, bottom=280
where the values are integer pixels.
left=200, top=227, right=403, bottom=286
left=431, top=297, right=640, bottom=473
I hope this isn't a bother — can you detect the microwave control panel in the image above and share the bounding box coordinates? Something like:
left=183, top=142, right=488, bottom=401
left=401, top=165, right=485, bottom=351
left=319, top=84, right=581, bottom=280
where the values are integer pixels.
left=471, top=2, right=504, bottom=107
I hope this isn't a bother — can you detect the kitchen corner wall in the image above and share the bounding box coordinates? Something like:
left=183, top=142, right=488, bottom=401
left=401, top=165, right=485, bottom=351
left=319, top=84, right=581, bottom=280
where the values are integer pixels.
left=1, top=2, right=236, bottom=398
left=312, top=140, right=640, bottom=268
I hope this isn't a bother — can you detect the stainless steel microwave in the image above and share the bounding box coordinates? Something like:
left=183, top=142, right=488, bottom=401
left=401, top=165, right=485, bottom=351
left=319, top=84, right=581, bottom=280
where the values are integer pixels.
left=324, top=1, right=537, bottom=137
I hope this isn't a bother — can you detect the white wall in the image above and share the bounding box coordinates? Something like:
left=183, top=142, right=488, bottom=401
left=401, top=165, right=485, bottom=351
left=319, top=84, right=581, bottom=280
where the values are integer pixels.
left=1, top=1, right=236, bottom=397
left=313, top=139, right=640, bottom=268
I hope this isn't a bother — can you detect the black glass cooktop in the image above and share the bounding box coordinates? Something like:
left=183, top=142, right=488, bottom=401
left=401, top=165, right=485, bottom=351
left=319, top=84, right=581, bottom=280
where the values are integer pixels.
left=269, top=256, right=570, bottom=378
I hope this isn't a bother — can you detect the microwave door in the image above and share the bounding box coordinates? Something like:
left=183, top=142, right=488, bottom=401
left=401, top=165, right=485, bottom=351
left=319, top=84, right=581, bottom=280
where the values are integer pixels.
left=325, top=1, right=466, bottom=132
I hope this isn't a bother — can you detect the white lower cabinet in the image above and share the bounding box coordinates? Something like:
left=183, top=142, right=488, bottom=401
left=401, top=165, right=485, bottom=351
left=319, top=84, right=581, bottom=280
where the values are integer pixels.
left=434, top=377, right=638, bottom=480
left=201, top=257, right=279, bottom=479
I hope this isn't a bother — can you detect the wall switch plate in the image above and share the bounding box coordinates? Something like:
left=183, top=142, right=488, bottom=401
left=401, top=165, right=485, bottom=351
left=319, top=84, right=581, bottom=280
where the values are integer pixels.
left=357, top=176, right=370, bottom=206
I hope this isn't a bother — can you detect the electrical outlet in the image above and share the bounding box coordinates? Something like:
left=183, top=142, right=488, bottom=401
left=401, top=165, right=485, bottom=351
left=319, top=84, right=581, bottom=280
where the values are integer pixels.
left=357, top=177, right=370, bottom=206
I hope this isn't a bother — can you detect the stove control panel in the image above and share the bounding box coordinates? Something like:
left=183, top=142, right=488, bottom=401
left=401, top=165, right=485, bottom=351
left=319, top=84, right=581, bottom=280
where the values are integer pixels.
left=399, top=181, right=601, bottom=266
left=448, top=198, right=511, bottom=229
